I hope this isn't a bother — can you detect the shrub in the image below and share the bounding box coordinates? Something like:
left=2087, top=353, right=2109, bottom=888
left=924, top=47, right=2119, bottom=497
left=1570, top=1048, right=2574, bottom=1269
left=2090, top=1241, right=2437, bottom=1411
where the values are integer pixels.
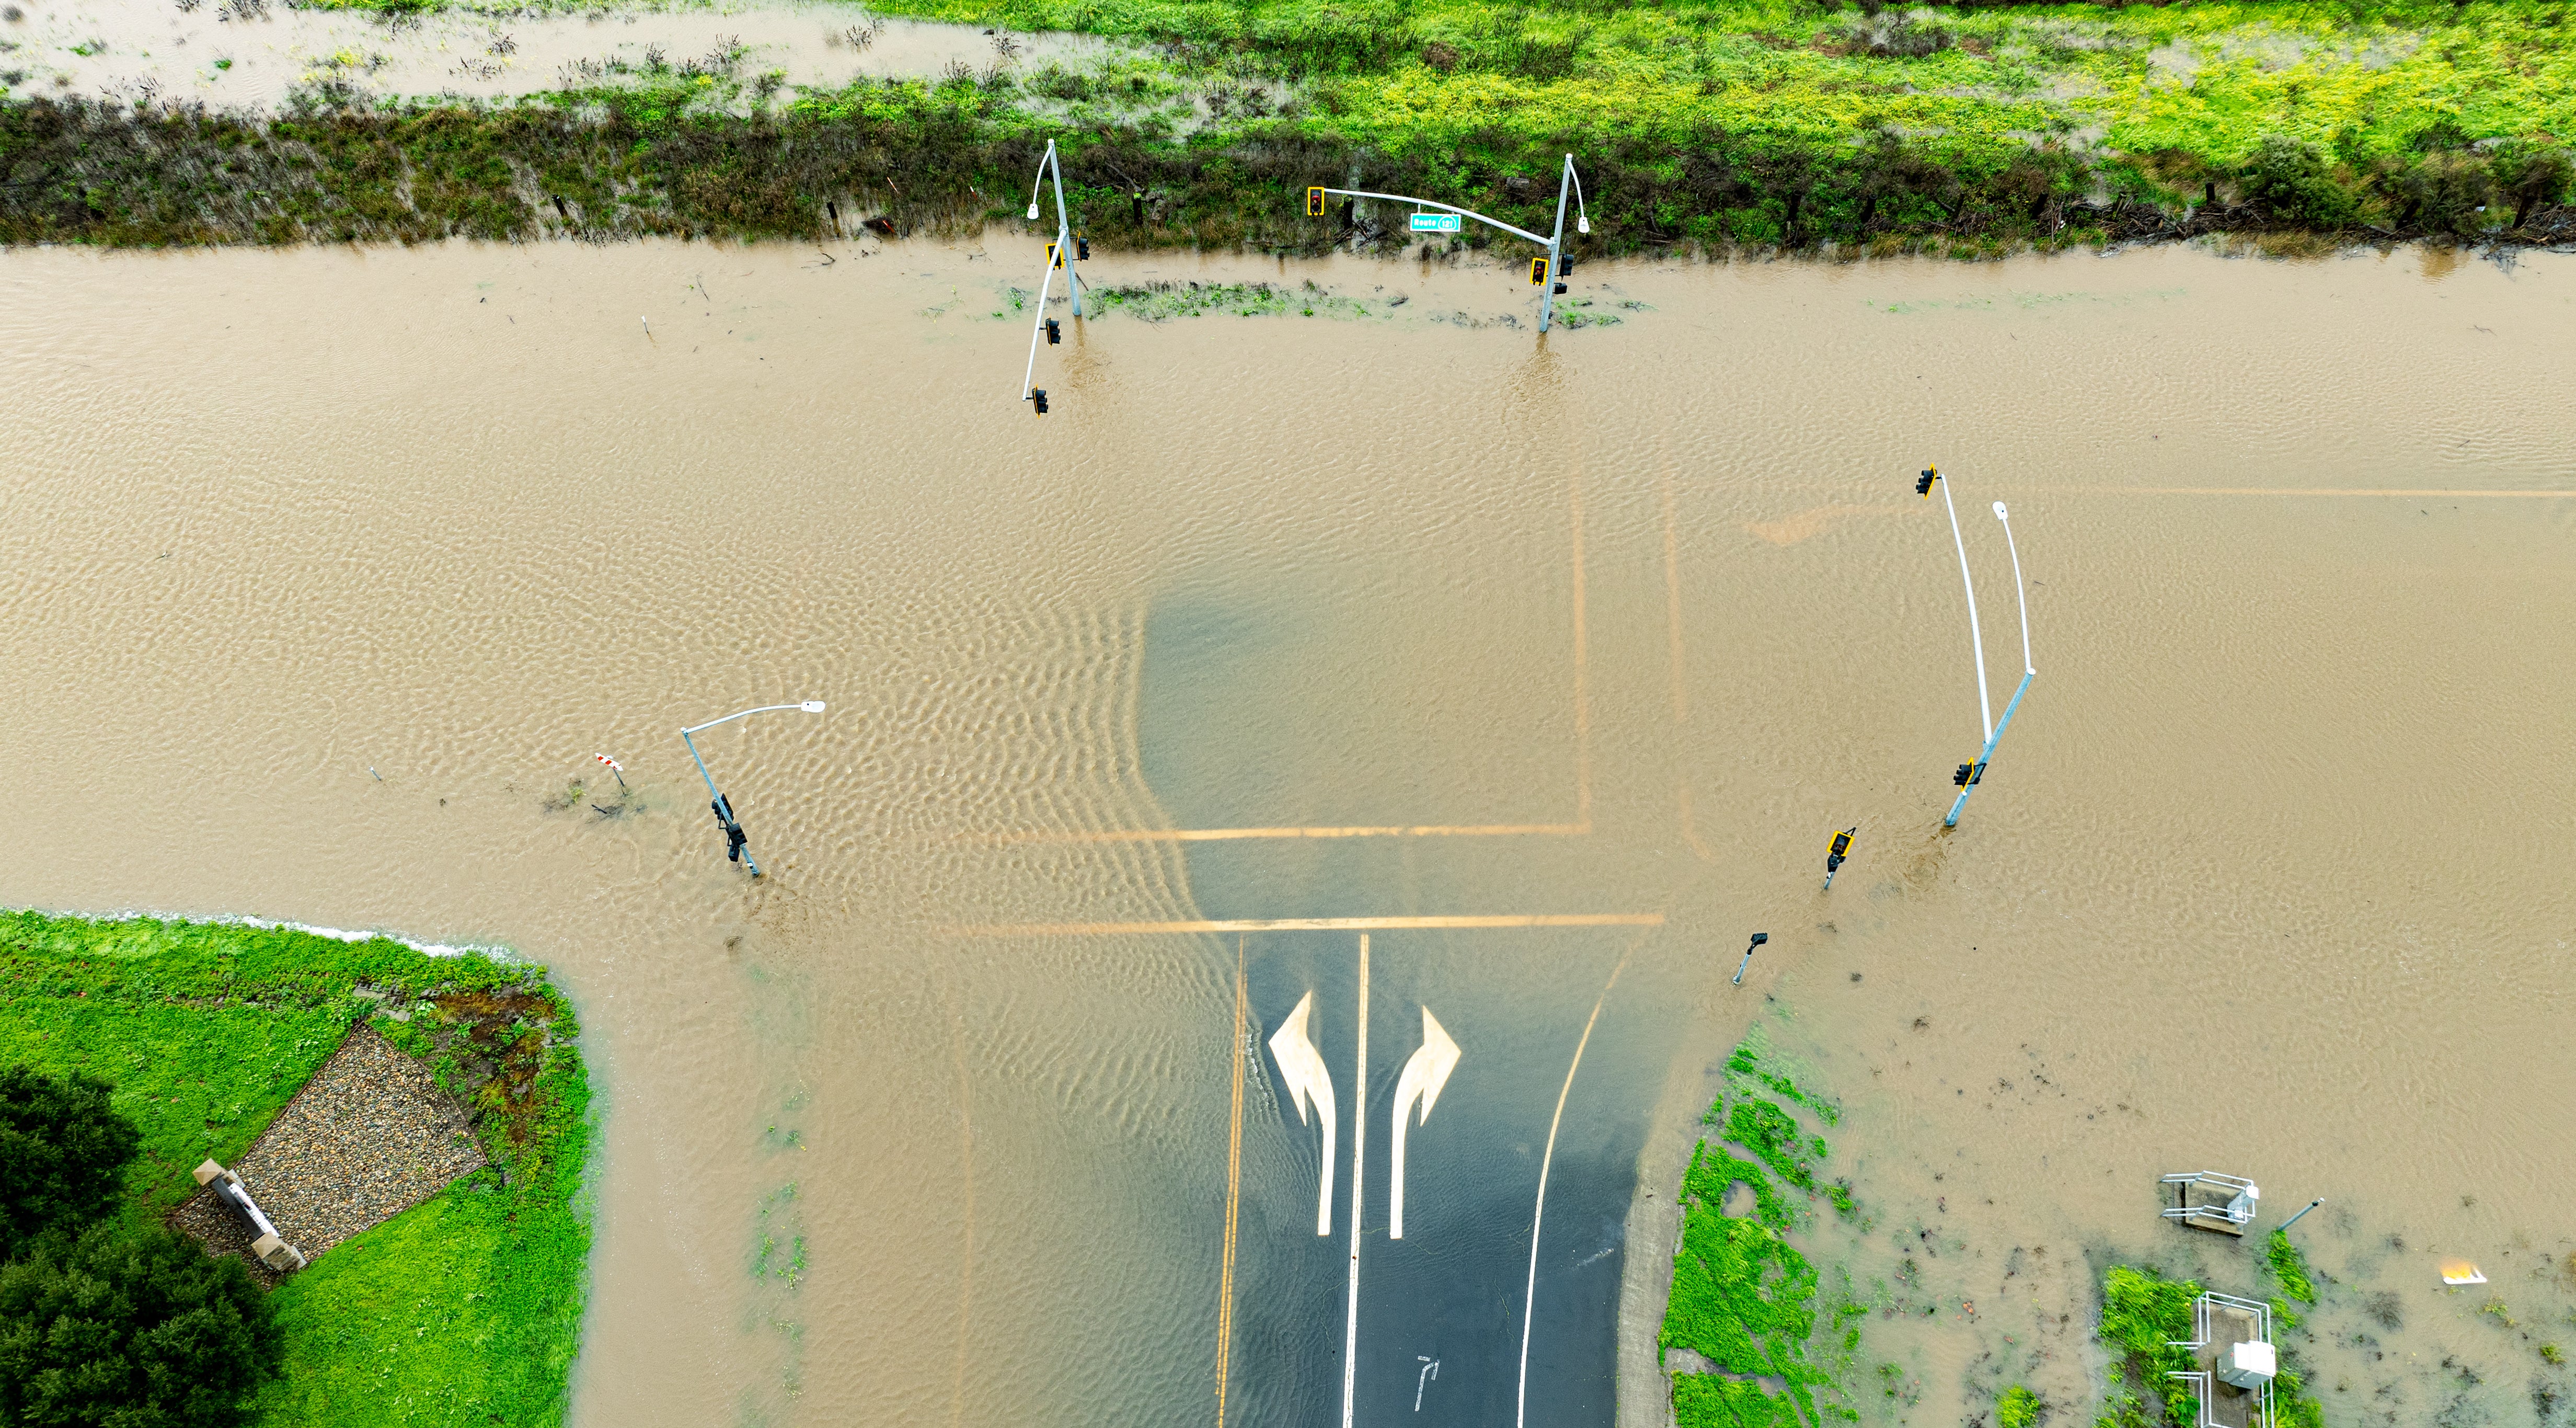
left=2489, top=141, right=2573, bottom=229
left=1997, top=1383, right=2041, bottom=1428
left=0, top=1065, right=141, bottom=1260
left=2238, top=134, right=2354, bottom=230
left=2382, top=150, right=2493, bottom=236
left=0, top=1223, right=280, bottom=1425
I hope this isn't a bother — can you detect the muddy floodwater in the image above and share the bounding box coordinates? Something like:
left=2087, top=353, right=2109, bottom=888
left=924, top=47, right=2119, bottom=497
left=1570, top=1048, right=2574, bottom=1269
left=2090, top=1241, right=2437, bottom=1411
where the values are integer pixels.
left=1, top=237, right=2571, bottom=1428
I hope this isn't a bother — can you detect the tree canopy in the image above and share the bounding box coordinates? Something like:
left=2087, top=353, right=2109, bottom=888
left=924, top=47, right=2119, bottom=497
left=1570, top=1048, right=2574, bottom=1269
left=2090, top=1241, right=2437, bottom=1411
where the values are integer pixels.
left=0, top=1222, right=280, bottom=1428
left=0, top=1065, right=142, bottom=1260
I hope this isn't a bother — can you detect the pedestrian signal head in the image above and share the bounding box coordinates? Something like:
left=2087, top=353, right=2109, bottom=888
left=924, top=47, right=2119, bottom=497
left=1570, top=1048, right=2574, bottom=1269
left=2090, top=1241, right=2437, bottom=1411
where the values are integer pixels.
left=1917, top=469, right=1939, bottom=497
left=1030, top=389, right=1049, bottom=415
left=1045, top=318, right=1062, bottom=345
left=1046, top=242, right=1064, bottom=270
left=1827, top=829, right=1854, bottom=859
left=1530, top=258, right=1548, bottom=286
left=1307, top=186, right=1326, bottom=218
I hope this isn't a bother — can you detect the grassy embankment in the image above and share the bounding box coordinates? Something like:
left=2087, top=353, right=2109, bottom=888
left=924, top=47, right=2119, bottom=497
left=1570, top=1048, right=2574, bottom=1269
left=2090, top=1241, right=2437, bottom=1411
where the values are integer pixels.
left=0, top=910, right=590, bottom=1428
left=2097, top=1229, right=2325, bottom=1428
left=1659, top=1037, right=1867, bottom=1427
left=2, top=0, right=2573, bottom=252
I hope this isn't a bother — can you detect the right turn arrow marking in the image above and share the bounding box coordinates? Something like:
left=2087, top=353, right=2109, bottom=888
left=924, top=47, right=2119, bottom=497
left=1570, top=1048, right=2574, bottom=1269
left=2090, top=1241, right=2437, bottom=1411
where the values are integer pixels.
left=1388, top=1006, right=1460, bottom=1240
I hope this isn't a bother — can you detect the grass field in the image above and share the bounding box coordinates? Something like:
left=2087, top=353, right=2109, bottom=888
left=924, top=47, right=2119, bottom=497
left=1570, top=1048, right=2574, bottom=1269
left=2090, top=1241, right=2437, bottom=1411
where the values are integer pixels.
left=0, top=911, right=591, bottom=1428
left=4, top=0, right=2571, bottom=248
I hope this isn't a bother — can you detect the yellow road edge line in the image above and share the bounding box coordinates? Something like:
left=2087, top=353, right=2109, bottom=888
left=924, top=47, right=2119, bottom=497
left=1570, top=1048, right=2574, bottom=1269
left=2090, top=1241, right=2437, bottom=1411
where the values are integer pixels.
left=948, top=913, right=1666, bottom=936
left=1216, top=937, right=1246, bottom=1426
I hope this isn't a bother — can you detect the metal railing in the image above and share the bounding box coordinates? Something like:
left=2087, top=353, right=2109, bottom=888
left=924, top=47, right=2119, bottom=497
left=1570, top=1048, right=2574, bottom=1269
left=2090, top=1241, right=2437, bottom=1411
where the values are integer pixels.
left=2160, top=1171, right=2260, bottom=1226
left=2166, top=1292, right=2276, bottom=1428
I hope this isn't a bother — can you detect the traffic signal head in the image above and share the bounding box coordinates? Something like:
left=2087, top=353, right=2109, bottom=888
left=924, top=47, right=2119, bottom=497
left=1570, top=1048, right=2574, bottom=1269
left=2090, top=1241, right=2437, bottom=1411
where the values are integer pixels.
left=1075, top=236, right=1090, bottom=260
left=1953, top=763, right=1974, bottom=786
left=1031, top=389, right=1049, bottom=415
left=1307, top=186, right=1326, bottom=218
left=1917, top=469, right=1938, bottom=497
left=1045, top=318, right=1062, bottom=345
left=1530, top=257, right=1548, bottom=286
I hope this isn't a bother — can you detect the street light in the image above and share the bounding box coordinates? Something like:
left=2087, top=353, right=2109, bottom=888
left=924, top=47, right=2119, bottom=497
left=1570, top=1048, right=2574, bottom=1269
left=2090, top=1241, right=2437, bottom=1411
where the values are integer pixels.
left=679, top=701, right=825, bottom=876
left=1019, top=137, right=1088, bottom=414
left=1917, top=466, right=2036, bottom=828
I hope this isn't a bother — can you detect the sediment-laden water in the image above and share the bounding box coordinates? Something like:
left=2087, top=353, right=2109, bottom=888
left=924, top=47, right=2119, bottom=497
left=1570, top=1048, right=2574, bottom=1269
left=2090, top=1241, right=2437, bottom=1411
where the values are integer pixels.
left=0, top=236, right=2569, bottom=1427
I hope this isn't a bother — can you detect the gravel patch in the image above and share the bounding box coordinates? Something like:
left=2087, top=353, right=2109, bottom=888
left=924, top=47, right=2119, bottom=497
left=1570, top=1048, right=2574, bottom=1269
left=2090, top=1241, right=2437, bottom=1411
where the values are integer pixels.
left=170, top=1022, right=484, bottom=1286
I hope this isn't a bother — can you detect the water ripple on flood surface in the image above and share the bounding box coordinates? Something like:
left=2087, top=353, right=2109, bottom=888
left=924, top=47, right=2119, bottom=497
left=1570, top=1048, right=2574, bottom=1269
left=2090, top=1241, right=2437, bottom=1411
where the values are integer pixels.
left=0, top=239, right=2570, bottom=1427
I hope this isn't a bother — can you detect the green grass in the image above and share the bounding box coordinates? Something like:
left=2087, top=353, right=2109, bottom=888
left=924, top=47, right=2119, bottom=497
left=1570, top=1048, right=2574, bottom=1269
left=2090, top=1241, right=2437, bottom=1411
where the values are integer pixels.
left=2096, top=1265, right=2201, bottom=1428
left=0, top=911, right=591, bottom=1428
left=7, top=0, right=2572, bottom=250
left=1663, top=1039, right=1857, bottom=1428
left=1998, top=1383, right=2041, bottom=1428
left=2266, top=1229, right=2317, bottom=1305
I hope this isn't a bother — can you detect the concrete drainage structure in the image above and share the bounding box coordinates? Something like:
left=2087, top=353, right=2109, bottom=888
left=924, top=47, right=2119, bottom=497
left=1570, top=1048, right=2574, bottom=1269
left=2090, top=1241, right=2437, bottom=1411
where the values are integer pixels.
left=192, top=1160, right=308, bottom=1273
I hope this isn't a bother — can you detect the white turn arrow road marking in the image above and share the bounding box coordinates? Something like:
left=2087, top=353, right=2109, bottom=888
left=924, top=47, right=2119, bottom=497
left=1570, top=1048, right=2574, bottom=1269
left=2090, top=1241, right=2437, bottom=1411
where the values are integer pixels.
left=1268, top=991, right=1339, bottom=1237
left=1388, top=1006, right=1460, bottom=1240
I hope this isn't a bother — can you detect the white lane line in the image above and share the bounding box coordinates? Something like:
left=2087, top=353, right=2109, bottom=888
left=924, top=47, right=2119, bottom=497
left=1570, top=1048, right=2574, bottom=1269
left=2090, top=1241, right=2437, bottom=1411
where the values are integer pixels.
left=1516, top=947, right=1637, bottom=1428
left=1342, top=934, right=1370, bottom=1428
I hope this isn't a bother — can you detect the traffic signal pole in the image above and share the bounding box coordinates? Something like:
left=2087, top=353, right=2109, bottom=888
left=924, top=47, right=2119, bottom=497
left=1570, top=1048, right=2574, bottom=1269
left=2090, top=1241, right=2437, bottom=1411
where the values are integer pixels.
left=1307, top=155, right=1590, bottom=333
left=1020, top=138, right=1086, bottom=410
left=1920, top=467, right=2036, bottom=829
left=1944, top=500, right=2035, bottom=827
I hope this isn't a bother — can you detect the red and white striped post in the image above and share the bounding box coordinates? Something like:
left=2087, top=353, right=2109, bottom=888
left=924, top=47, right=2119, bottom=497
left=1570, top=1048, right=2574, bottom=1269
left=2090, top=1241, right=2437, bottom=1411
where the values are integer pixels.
left=594, top=753, right=626, bottom=791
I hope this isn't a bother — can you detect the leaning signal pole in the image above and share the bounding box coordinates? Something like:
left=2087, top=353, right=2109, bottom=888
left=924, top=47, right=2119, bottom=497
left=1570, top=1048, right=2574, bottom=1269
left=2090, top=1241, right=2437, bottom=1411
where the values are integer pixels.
left=1916, top=466, right=2037, bottom=828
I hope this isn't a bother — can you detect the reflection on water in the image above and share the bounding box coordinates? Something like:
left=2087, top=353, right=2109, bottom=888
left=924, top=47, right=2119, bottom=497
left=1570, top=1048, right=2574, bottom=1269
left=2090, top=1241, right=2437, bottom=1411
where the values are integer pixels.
left=1, top=238, right=2571, bottom=1427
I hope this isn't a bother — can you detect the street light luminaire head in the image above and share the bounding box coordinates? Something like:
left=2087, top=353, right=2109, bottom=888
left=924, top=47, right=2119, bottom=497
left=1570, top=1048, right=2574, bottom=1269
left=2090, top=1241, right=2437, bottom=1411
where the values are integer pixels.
left=1993, top=501, right=2009, bottom=520
left=799, top=701, right=826, bottom=713
left=1027, top=203, right=1040, bottom=221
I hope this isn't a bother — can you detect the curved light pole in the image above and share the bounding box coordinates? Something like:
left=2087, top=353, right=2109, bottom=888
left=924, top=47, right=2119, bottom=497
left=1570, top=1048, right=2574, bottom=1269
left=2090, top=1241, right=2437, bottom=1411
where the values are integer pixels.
left=1306, top=154, right=1591, bottom=332
left=1018, top=137, right=1086, bottom=413
left=1920, top=466, right=2036, bottom=828
left=680, top=701, right=825, bottom=876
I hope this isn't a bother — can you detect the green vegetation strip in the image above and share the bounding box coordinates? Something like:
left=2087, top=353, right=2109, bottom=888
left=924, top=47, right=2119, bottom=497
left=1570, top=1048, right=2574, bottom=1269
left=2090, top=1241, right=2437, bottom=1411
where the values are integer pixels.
left=1661, top=1037, right=1859, bottom=1427
left=0, top=910, right=591, bottom=1428
left=4, top=0, right=2574, bottom=250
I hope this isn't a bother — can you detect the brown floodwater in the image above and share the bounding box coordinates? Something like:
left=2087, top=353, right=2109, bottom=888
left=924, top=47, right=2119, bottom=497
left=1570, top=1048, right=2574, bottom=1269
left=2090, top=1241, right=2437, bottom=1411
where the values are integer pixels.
left=1, top=235, right=2571, bottom=1428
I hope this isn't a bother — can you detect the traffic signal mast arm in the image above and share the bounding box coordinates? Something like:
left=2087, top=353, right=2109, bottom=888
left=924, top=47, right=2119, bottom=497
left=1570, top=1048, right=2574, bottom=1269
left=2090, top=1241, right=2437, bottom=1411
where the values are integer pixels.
left=1309, top=156, right=1590, bottom=333
left=1307, top=187, right=1555, bottom=246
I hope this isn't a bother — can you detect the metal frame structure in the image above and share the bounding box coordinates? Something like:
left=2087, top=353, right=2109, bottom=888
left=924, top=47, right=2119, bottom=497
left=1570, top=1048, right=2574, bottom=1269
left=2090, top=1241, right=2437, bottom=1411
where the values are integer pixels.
left=1920, top=467, right=2037, bottom=827
left=2160, top=1170, right=2260, bottom=1229
left=1019, top=138, right=1085, bottom=409
left=1310, top=154, right=1592, bottom=332
left=2165, top=1291, right=2277, bottom=1428
left=681, top=700, right=826, bottom=876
